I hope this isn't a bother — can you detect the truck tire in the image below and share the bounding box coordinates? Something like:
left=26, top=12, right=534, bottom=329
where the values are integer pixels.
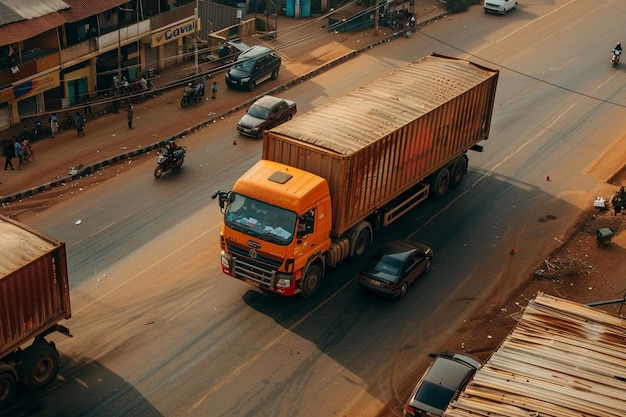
left=301, top=265, right=321, bottom=298
left=350, top=227, right=371, bottom=261
left=431, top=167, right=450, bottom=199
left=271, top=68, right=279, bottom=80
left=0, top=371, right=17, bottom=409
left=18, top=341, right=60, bottom=390
left=450, top=156, right=468, bottom=187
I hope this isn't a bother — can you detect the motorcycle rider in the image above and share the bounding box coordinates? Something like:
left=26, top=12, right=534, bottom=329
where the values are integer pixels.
left=613, top=42, right=622, bottom=64
left=184, top=82, right=195, bottom=97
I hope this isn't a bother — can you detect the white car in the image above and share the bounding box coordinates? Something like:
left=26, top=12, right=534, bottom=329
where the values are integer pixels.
left=484, top=0, right=517, bottom=14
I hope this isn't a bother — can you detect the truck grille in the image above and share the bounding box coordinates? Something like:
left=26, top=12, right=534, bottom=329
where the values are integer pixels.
left=226, top=243, right=280, bottom=286
left=233, top=257, right=275, bottom=286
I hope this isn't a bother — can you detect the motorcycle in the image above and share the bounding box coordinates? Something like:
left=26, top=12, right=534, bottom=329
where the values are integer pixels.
left=154, top=143, right=186, bottom=178
left=611, top=49, right=621, bottom=67
left=180, top=76, right=206, bottom=108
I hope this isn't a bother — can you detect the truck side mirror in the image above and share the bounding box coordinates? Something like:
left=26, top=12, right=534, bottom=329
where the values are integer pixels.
left=211, top=189, right=231, bottom=213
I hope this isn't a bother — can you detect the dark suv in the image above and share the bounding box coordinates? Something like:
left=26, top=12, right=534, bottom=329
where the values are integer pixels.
left=225, top=46, right=281, bottom=91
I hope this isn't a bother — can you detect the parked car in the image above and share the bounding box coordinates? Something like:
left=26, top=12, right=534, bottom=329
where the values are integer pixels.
left=403, top=352, right=481, bottom=417
left=206, top=38, right=250, bottom=64
left=225, top=46, right=281, bottom=91
left=484, top=0, right=517, bottom=14
left=237, top=95, right=297, bottom=138
left=357, top=240, right=432, bottom=298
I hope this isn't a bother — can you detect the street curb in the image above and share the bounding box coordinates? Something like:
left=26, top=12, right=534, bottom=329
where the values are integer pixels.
left=0, top=12, right=447, bottom=205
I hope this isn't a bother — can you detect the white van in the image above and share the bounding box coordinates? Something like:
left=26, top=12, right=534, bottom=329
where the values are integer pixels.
left=484, top=0, right=517, bottom=14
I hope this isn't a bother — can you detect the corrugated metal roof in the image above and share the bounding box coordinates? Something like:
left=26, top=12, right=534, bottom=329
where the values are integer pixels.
left=0, top=0, right=129, bottom=45
left=0, top=0, right=69, bottom=25
left=60, top=0, right=130, bottom=23
left=443, top=292, right=626, bottom=417
left=269, top=54, right=499, bottom=156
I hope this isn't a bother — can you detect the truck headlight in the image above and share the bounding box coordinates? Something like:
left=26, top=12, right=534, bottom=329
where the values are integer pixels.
left=221, top=255, right=230, bottom=268
left=276, top=278, right=291, bottom=288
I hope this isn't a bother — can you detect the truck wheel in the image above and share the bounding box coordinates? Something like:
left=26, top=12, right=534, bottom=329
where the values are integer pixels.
left=450, top=156, right=467, bottom=187
left=431, top=168, right=450, bottom=199
left=248, top=80, right=256, bottom=91
left=271, top=68, right=279, bottom=80
left=0, top=371, right=17, bottom=409
left=351, top=227, right=371, bottom=260
left=301, top=265, right=321, bottom=298
left=18, top=342, right=60, bottom=390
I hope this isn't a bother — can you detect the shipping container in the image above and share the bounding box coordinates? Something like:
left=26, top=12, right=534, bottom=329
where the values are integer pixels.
left=264, top=53, right=499, bottom=235
left=0, top=214, right=71, bottom=407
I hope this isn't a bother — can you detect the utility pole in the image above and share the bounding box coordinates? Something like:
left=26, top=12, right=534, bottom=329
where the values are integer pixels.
left=194, top=0, right=199, bottom=75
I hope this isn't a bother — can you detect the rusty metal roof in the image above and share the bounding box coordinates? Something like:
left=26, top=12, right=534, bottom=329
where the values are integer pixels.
left=0, top=0, right=70, bottom=26
left=0, top=0, right=129, bottom=46
left=443, top=292, right=626, bottom=417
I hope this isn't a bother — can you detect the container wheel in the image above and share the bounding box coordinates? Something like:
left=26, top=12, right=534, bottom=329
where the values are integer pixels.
left=350, top=227, right=371, bottom=261
left=450, top=156, right=468, bottom=187
left=431, top=167, right=450, bottom=199
left=301, top=265, right=321, bottom=298
left=0, top=371, right=17, bottom=409
left=18, top=342, right=60, bottom=390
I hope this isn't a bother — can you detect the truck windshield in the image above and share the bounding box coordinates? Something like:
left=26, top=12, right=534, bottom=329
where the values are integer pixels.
left=224, top=193, right=297, bottom=245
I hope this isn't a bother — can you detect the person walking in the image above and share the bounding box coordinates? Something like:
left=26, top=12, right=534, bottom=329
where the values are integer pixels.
left=83, top=94, right=92, bottom=114
left=13, top=138, right=23, bottom=169
left=75, top=112, right=85, bottom=137
left=211, top=81, right=218, bottom=99
left=3, top=140, right=14, bottom=170
left=127, top=104, right=134, bottom=129
left=22, top=137, right=33, bottom=162
left=49, top=113, right=59, bottom=137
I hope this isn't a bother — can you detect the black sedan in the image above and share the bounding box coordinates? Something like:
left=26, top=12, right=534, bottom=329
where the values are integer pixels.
left=357, top=240, right=432, bottom=297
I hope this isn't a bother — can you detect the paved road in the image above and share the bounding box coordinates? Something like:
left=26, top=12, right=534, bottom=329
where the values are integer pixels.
left=0, top=2, right=446, bottom=206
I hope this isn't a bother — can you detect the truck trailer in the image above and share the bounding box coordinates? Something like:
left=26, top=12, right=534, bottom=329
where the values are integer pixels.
left=0, top=214, right=71, bottom=409
left=214, top=53, right=499, bottom=297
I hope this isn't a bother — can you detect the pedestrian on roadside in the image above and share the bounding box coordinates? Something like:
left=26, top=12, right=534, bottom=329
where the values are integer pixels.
left=49, top=113, right=59, bottom=138
left=84, top=94, right=92, bottom=114
left=127, top=104, right=133, bottom=129
left=211, top=81, right=218, bottom=99
left=22, top=137, right=33, bottom=162
left=3, top=140, right=14, bottom=170
left=13, top=138, right=23, bottom=169
left=75, top=112, right=85, bottom=137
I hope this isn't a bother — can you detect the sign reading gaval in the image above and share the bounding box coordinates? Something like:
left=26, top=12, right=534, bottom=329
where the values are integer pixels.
left=151, top=19, right=200, bottom=47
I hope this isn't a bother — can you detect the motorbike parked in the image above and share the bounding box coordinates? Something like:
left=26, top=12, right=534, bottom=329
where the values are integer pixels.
left=154, top=141, right=186, bottom=178
left=181, top=76, right=206, bottom=108
left=611, top=49, right=621, bottom=67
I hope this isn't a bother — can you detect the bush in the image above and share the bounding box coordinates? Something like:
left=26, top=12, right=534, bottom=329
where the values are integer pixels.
left=443, top=0, right=482, bottom=14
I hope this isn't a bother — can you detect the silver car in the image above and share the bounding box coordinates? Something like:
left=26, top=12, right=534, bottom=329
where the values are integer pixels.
left=403, top=351, right=481, bottom=416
